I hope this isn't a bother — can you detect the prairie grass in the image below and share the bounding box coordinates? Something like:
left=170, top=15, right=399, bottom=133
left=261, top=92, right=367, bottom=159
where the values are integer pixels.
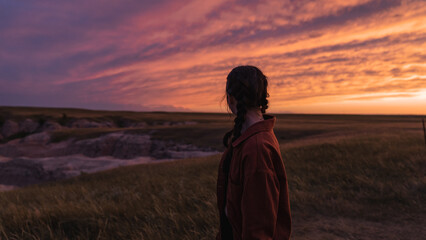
left=284, top=133, right=425, bottom=220
left=1, top=133, right=425, bottom=239
left=0, top=108, right=425, bottom=239
left=0, top=156, right=220, bottom=240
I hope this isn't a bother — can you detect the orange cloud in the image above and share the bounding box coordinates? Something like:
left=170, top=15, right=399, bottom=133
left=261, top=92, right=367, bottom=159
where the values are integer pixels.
left=0, top=0, right=425, bottom=114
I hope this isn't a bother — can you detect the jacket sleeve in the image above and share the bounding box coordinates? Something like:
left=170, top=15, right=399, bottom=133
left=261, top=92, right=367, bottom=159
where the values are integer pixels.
left=241, top=169, right=280, bottom=240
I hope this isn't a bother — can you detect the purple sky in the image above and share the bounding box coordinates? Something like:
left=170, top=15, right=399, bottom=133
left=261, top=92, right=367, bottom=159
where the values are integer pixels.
left=1, top=0, right=425, bottom=114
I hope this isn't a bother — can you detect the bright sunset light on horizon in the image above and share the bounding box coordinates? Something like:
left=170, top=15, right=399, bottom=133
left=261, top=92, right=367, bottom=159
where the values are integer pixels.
left=0, top=0, right=425, bottom=114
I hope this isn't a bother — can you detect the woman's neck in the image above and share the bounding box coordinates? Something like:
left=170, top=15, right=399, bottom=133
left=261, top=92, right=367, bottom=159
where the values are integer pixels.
left=241, top=108, right=264, bottom=133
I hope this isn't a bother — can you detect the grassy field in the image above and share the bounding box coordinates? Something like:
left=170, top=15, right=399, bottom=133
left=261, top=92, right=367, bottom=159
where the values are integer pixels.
left=0, top=107, right=425, bottom=239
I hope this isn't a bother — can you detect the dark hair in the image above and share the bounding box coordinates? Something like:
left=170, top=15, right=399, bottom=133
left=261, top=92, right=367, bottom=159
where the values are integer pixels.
left=220, top=65, right=269, bottom=238
left=222, top=65, right=269, bottom=148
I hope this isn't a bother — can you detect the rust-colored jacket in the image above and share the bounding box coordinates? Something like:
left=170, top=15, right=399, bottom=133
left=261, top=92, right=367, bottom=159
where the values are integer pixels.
left=216, top=115, right=291, bottom=240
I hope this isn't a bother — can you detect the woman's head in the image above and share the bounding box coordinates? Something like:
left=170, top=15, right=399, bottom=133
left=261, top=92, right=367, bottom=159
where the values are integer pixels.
left=226, top=65, right=269, bottom=115
left=223, top=65, right=269, bottom=147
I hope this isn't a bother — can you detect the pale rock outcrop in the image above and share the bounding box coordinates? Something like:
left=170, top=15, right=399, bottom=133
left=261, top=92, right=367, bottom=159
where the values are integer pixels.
left=67, top=133, right=120, bottom=157
left=99, top=121, right=116, bottom=128
left=0, top=139, right=50, bottom=158
left=149, top=141, right=217, bottom=159
left=65, top=132, right=212, bottom=160
left=112, top=134, right=151, bottom=158
left=0, top=132, right=51, bottom=158
left=20, top=132, right=51, bottom=144
left=68, top=119, right=102, bottom=128
left=0, top=128, right=220, bottom=188
left=72, top=119, right=115, bottom=128
left=148, top=140, right=214, bottom=159
left=67, top=132, right=152, bottom=159
left=19, top=118, right=39, bottom=133
left=41, top=121, right=63, bottom=131
left=1, top=120, right=19, bottom=138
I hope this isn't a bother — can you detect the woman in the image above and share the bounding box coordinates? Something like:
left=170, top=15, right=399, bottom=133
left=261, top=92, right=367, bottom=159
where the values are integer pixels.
left=216, top=66, right=292, bottom=240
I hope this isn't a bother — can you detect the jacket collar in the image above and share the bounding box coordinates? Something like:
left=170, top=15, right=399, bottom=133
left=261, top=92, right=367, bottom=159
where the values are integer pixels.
left=232, top=114, right=276, bottom=147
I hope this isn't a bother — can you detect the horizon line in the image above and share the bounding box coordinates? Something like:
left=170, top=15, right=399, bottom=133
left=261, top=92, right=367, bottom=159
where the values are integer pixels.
left=1, top=105, right=425, bottom=117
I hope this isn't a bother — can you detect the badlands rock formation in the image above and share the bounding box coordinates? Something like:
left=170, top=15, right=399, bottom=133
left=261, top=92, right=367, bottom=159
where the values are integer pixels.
left=1, top=120, right=20, bottom=138
left=67, top=132, right=152, bottom=159
left=1, top=118, right=41, bottom=138
left=19, top=118, right=39, bottom=133
left=0, top=131, right=216, bottom=159
left=0, top=117, right=217, bottom=190
left=67, top=119, right=116, bottom=128
left=41, top=120, right=63, bottom=131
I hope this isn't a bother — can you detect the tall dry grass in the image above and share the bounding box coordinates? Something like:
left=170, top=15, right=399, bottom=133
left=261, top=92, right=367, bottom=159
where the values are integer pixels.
left=1, top=132, right=424, bottom=239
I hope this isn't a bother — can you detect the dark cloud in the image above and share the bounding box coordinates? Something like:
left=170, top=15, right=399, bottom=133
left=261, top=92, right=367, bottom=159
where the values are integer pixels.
left=0, top=0, right=424, bottom=113
left=200, top=0, right=403, bottom=46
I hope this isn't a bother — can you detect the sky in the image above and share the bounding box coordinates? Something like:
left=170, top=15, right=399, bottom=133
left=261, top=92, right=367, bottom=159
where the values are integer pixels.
left=0, top=0, right=425, bottom=114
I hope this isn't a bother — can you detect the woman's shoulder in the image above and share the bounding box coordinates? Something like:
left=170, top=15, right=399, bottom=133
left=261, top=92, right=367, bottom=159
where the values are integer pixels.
left=239, top=131, right=282, bottom=174
left=241, top=130, right=279, bottom=152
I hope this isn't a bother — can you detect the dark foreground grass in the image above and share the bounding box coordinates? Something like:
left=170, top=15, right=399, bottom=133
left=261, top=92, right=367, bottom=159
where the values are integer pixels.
left=1, top=131, right=425, bottom=239
left=285, top=133, right=426, bottom=220
left=0, top=156, right=220, bottom=240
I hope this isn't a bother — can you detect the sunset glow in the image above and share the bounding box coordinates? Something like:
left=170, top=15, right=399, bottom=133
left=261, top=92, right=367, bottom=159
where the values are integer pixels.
left=0, top=0, right=425, bottom=114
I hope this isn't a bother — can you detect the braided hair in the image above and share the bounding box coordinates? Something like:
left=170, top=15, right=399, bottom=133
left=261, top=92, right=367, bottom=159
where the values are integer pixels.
left=220, top=65, right=269, bottom=239
left=222, top=65, right=269, bottom=147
